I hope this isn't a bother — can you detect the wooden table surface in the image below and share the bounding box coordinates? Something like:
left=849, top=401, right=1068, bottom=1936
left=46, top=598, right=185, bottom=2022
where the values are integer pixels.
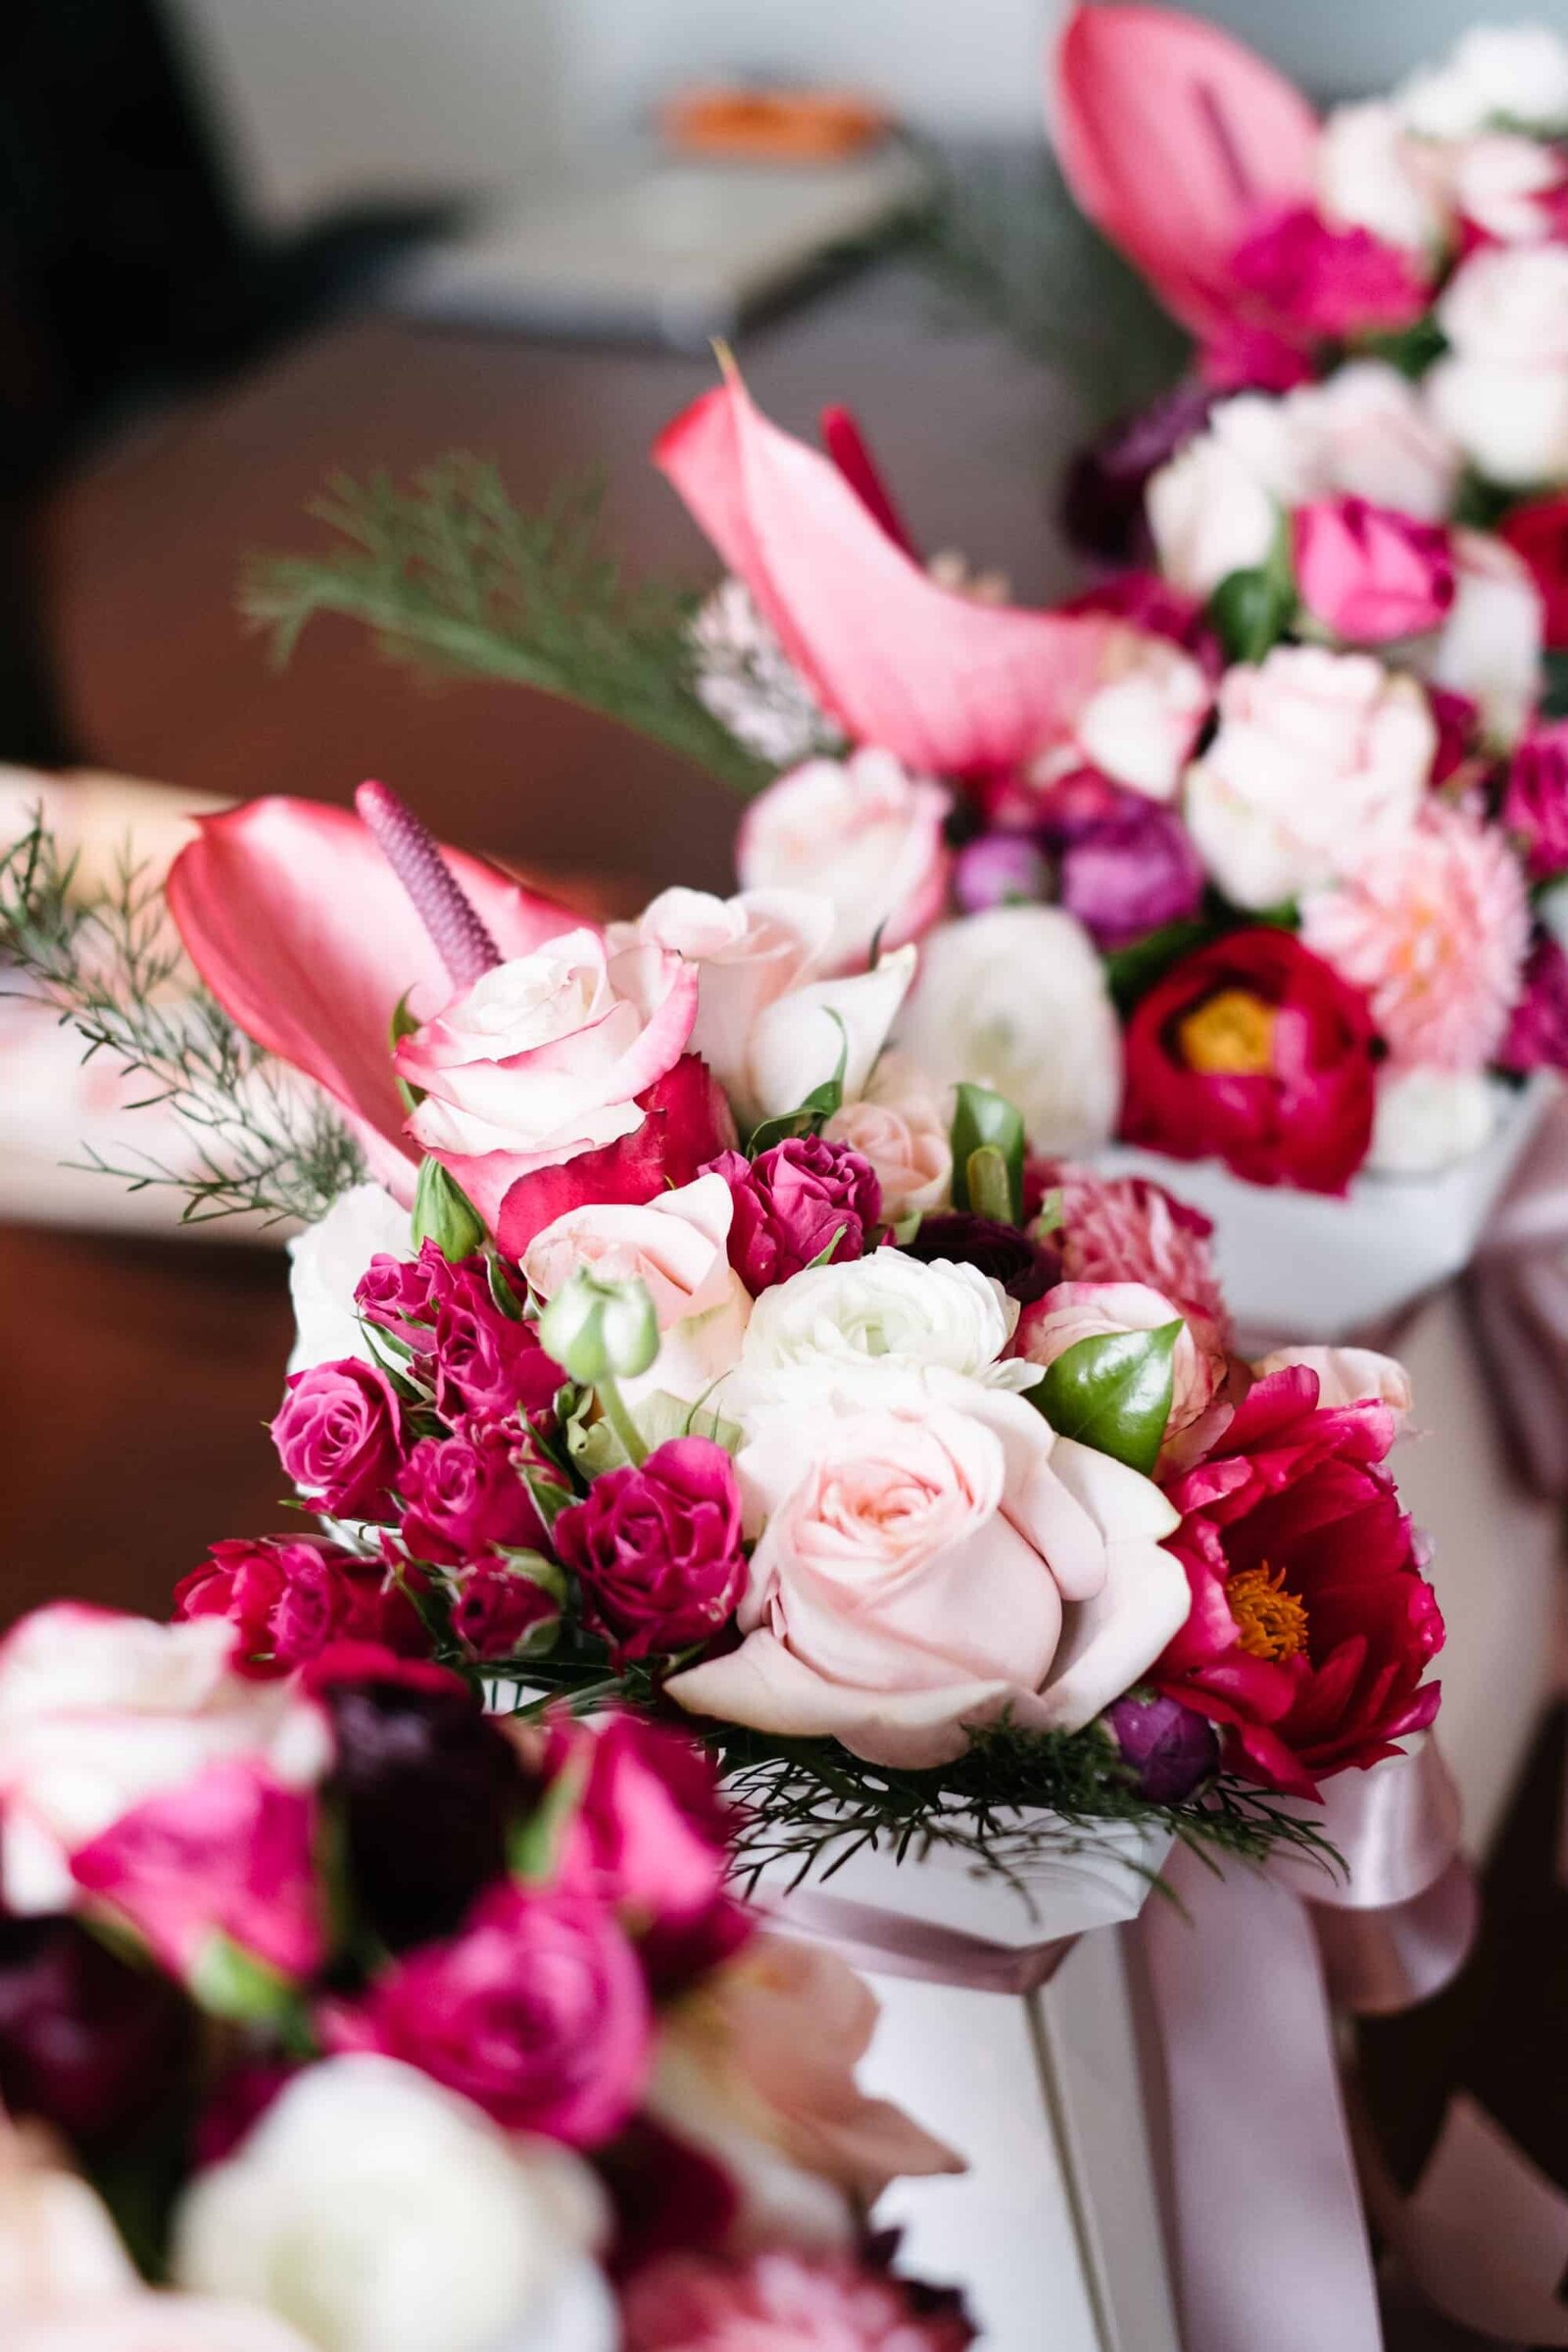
left=2, top=255, right=1095, bottom=1625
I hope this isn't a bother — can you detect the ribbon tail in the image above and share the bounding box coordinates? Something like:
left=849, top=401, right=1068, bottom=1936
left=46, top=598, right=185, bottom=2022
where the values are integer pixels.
left=1135, top=1842, right=1385, bottom=2352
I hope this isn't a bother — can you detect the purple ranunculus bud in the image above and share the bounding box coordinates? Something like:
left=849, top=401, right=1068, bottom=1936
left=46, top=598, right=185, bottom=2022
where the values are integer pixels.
left=1105, top=1693, right=1219, bottom=1804
left=953, top=832, right=1051, bottom=915
left=1054, top=788, right=1206, bottom=953
left=900, top=1212, right=1060, bottom=1305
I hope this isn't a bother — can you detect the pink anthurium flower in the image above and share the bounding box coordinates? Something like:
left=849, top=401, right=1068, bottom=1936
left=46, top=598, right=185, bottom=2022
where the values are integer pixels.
left=654, top=369, right=1130, bottom=777
left=1051, top=2, right=1321, bottom=348
left=166, top=795, right=579, bottom=1194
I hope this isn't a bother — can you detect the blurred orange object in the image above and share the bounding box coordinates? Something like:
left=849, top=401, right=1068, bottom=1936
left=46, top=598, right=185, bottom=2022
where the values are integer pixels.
left=662, top=84, right=892, bottom=164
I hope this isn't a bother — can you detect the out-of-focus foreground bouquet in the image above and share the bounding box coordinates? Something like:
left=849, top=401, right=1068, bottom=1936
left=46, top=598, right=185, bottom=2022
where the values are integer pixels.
left=0, top=1605, right=970, bottom=2352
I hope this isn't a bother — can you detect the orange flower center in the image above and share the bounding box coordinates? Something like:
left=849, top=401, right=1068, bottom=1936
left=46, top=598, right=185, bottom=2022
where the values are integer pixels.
left=1226, top=1563, right=1309, bottom=1663
left=1177, top=989, right=1277, bottom=1077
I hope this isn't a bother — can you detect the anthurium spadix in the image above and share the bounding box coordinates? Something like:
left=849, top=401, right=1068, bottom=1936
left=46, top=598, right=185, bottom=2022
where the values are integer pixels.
left=654, top=367, right=1137, bottom=777
left=1051, top=1, right=1319, bottom=347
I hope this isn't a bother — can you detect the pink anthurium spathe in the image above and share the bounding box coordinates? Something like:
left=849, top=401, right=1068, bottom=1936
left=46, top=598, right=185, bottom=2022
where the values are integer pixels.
left=166, top=796, right=576, bottom=1193
left=654, top=370, right=1130, bottom=777
left=1051, top=1, right=1320, bottom=347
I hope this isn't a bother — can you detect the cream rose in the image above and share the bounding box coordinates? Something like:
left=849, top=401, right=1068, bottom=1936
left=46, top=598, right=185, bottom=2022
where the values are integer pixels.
left=821, top=1052, right=951, bottom=1224
left=0, top=1607, right=329, bottom=1919
left=1068, top=633, right=1212, bottom=803
left=725, top=1250, right=1039, bottom=1422
left=520, top=1172, right=751, bottom=1402
left=896, top=906, right=1121, bottom=1153
left=1420, top=528, right=1544, bottom=747
left=287, top=1182, right=413, bottom=1375
left=648, top=1936, right=959, bottom=2254
left=1428, top=245, right=1568, bottom=487
left=172, top=2057, right=613, bottom=2352
left=395, top=926, right=699, bottom=1222
left=735, top=749, right=953, bottom=974
left=1316, top=100, right=1449, bottom=252
left=1184, top=646, right=1435, bottom=909
left=1147, top=396, right=1302, bottom=599
left=1367, top=1064, right=1498, bottom=1173
left=1396, top=24, right=1568, bottom=139
left=1446, top=134, right=1568, bottom=245
left=666, top=1370, right=1186, bottom=1768
left=1012, top=1281, right=1228, bottom=1471
left=1290, top=364, right=1461, bottom=521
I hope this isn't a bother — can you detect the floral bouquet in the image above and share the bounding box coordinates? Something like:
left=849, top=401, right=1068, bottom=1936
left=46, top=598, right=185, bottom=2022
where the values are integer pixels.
left=0, top=1603, right=970, bottom=2352
left=3, top=774, right=1445, bottom=1907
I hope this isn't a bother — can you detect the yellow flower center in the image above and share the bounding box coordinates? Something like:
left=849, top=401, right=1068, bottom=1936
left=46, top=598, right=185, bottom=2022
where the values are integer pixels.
left=1226, top=1563, right=1309, bottom=1663
left=1177, top=989, right=1278, bottom=1077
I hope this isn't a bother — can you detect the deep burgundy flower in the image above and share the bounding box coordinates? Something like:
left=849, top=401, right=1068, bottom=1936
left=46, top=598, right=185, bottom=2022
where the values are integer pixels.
left=899, top=1213, right=1060, bottom=1305
left=1044, top=774, right=1206, bottom=950
left=318, top=1661, right=525, bottom=1949
left=327, top=1881, right=651, bottom=2143
left=1429, top=686, right=1483, bottom=786
left=172, top=1534, right=426, bottom=1674
left=1500, top=492, right=1568, bottom=649
left=1503, top=721, right=1568, bottom=882
left=707, top=1138, right=882, bottom=1294
left=1499, top=936, right=1568, bottom=1074
left=1058, top=379, right=1214, bottom=564
left=1153, top=1367, right=1445, bottom=1798
left=270, top=1358, right=404, bottom=1522
left=399, top=1419, right=545, bottom=1569
left=1120, top=928, right=1378, bottom=1195
left=0, top=1912, right=191, bottom=2149
left=1103, top=1692, right=1219, bottom=1803
left=554, top=1438, right=747, bottom=1665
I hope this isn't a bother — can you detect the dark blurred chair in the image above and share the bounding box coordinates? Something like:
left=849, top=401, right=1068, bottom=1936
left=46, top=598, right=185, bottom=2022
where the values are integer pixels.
left=0, top=0, right=456, bottom=764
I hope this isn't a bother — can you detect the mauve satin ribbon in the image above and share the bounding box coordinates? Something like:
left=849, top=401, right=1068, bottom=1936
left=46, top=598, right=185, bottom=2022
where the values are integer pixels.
left=1468, top=1090, right=1568, bottom=1496
left=759, top=1884, right=1075, bottom=1996
left=1135, top=1740, right=1474, bottom=2352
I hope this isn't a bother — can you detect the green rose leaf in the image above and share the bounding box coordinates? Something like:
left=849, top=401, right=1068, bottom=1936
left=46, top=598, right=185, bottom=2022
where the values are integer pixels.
left=950, top=1084, right=1025, bottom=1223
left=1207, top=563, right=1295, bottom=665
left=1035, top=1321, right=1183, bottom=1475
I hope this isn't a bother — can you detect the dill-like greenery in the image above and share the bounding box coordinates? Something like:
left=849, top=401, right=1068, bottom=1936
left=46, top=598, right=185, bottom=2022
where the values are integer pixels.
left=0, top=817, right=363, bottom=1226
left=240, top=458, right=770, bottom=795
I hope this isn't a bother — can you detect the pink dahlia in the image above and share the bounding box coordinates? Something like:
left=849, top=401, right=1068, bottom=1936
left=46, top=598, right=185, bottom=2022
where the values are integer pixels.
left=620, top=2249, right=975, bottom=2352
left=1300, top=802, right=1530, bottom=1071
left=1031, top=1162, right=1231, bottom=1342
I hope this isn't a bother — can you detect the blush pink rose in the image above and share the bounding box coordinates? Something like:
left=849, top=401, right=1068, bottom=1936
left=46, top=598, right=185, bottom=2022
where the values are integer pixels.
left=395, top=927, right=735, bottom=1253
left=1294, top=498, right=1457, bottom=644
left=70, top=1761, right=324, bottom=1987
left=620, top=2247, right=975, bottom=2352
left=735, top=750, right=952, bottom=974
left=666, top=1373, right=1186, bottom=1769
left=0, top=1608, right=329, bottom=1921
left=325, top=1882, right=651, bottom=2144
left=270, top=1359, right=404, bottom=1523
left=821, top=1054, right=952, bottom=1225
left=521, top=1173, right=752, bottom=1402
left=1013, top=1280, right=1228, bottom=1471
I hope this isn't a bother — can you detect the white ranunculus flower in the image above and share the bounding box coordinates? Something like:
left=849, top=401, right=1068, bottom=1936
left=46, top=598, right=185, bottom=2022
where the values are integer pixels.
left=1368, top=1065, right=1497, bottom=1174
left=1288, top=363, right=1462, bottom=521
left=1184, top=647, right=1435, bottom=910
left=1146, top=396, right=1304, bottom=598
left=734, top=748, right=952, bottom=974
left=1419, top=528, right=1544, bottom=747
left=287, top=1183, right=414, bottom=1375
left=1317, top=100, right=1449, bottom=251
left=726, top=1251, right=1039, bottom=1423
left=172, top=2058, right=612, bottom=2352
left=1069, top=634, right=1212, bottom=802
left=1395, top=24, right=1568, bottom=140
left=896, top=906, right=1121, bottom=1154
left=1428, top=245, right=1568, bottom=487
left=1446, top=132, right=1568, bottom=244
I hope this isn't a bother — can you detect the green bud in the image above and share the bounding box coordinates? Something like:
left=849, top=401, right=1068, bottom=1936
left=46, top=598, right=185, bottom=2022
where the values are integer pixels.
left=537, top=1269, right=661, bottom=1384
left=411, top=1155, right=485, bottom=1262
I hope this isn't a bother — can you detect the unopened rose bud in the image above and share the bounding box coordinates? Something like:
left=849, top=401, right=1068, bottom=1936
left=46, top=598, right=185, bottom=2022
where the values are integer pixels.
left=1104, top=1692, right=1219, bottom=1804
left=953, top=831, right=1050, bottom=914
left=411, top=1156, right=486, bottom=1262
left=537, top=1269, right=660, bottom=1384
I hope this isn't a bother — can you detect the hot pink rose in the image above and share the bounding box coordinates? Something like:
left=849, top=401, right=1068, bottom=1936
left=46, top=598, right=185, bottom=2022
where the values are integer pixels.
left=172, top=1536, right=426, bottom=1675
left=544, top=1712, right=750, bottom=1990
left=398, top=1420, right=545, bottom=1569
left=70, top=1761, right=324, bottom=1987
left=425, top=1261, right=564, bottom=1424
left=667, top=1374, right=1186, bottom=1769
left=326, top=1882, right=651, bottom=2143
left=1032, top=1162, right=1231, bottom=1339
left=1294, top=499, right=1457, bottom=645
left=448, top=1564, right=561, bottom=1662
left=1153, top=1367, right=1444, bottom=1799
left=1502, top=720, right=1568, bottom=881
left=0, top=1608, right=329, bottom=1921
left=620, top=2248, right=974, bottom=2352
left=1013, top=1281, right=1228, bottom=1470
left=394, top=926, right=735, bottom=1253
left=1229, top=204, right=1431, bottom=339
left=1499, top=936, right=1568, bottom=1073
left=270, top=1359, right=404, bottom=1523
left=707, top=1138, right=882, bottom=1295
left=553, top=1438, right=748, bottom=1665
left=735, top=750, right=952, bottom=973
